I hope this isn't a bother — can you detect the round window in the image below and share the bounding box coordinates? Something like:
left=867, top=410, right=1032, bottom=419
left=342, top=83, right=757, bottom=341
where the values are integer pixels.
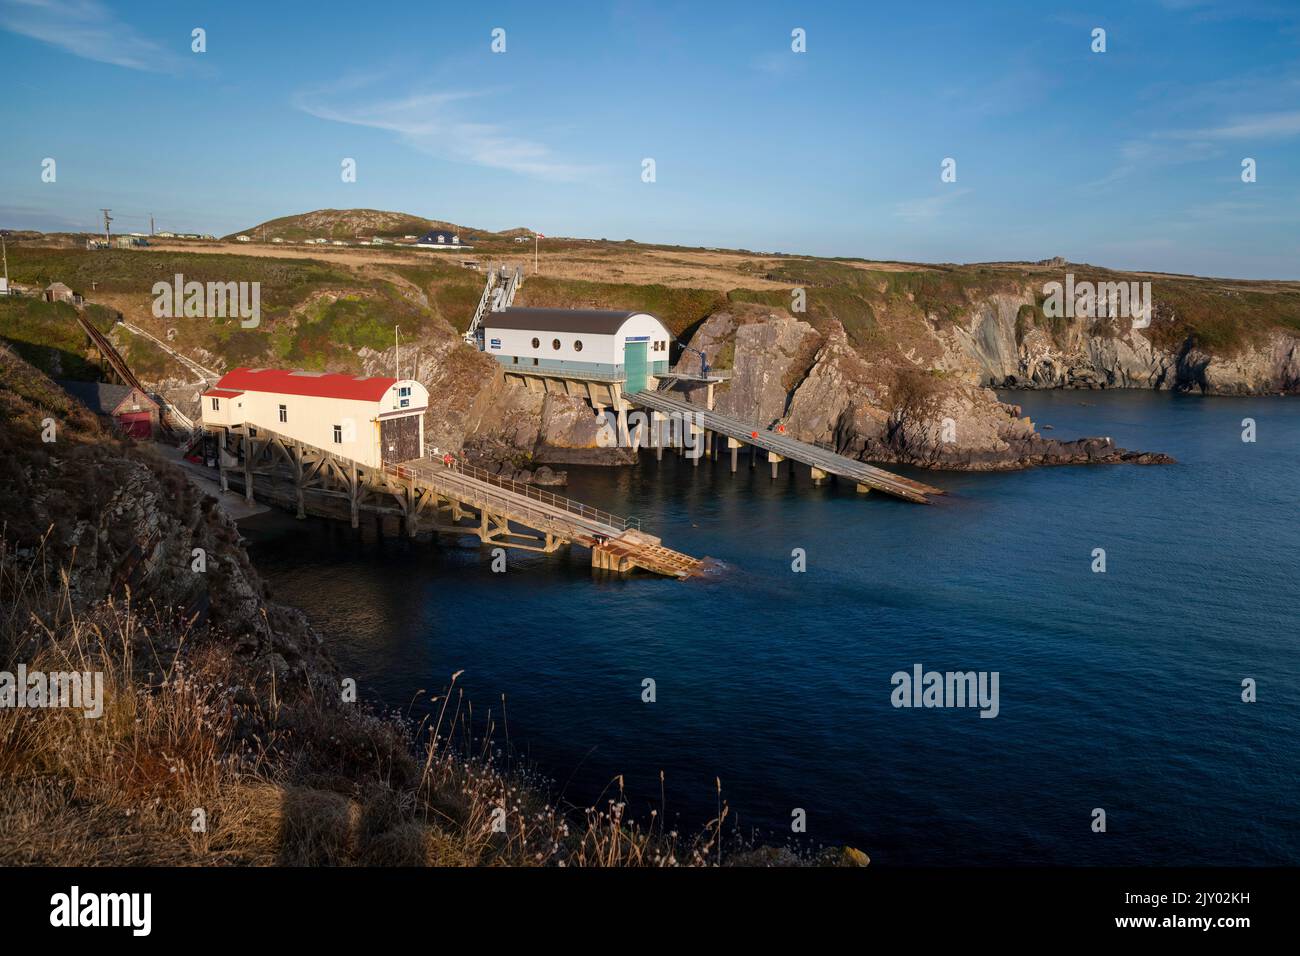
left=552, top=339, right=561, bottom=350
left=574, top=340, right=583, bottom=352
left=531, top=337, right=539, bottom=349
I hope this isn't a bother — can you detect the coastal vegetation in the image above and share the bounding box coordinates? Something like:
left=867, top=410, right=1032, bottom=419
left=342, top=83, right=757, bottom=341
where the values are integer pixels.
left=0, top=346, right=842, bottom=866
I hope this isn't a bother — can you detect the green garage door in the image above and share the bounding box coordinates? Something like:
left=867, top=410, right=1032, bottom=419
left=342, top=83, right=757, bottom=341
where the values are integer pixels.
left=625, top=340, right=649, bottom=392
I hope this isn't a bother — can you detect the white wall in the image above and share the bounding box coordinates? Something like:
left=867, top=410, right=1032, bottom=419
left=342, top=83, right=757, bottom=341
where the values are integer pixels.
left=201, top=379, right=428, bottom=468
left=483, top=313, right=671, bottom=367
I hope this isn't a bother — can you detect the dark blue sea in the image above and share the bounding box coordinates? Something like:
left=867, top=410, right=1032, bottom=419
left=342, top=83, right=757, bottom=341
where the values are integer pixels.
left=243, top=389, right=1300, bottom=865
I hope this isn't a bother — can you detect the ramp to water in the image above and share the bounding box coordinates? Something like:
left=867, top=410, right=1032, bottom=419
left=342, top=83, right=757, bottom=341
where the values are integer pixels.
left=629, top=390, right=944, bottom=503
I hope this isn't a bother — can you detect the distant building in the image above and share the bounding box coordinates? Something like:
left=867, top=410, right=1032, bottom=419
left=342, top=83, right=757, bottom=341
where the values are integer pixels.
left=200, top=368, right=430, bottom=468
left=115, top=236, right=148, bottom=248
left=156, top=231, right=175, bottom=238
left=415, top=230, right=469, bottom=249
left=512, top=236, right=527, bottom=243
left=481, top=308, right=671, bottom=391
left=235, top=235, right=251, bottom=242
left=44, top=282, right=83, bottom=306
left=57, top=381, right=160, bottom=439
left=271, top=237, right=284, bottom=243
left=370, top=236, right=387, bottom=246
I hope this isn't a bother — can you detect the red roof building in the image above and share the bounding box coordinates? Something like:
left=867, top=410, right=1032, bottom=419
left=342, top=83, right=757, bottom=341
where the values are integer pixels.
left=213, top=368, right=398, bottom=402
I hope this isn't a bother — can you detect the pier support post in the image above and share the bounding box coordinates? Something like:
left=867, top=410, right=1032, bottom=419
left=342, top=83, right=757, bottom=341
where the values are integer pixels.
left=407, top=479, right=418, bottom=538
left=770, top=452, right=783, bottom=479
left=218, top=427, right=229, bottom=492
left=856, top=482, right=871, bottom=494
left=243, top=432, right=254, bottom=503
left=349, top=461, right=359, bottom=529
left=728, top=437, right=741, bottom=473
left=294, top=447, right=306, bottom=519
left=811, top=465, right=828, bottom=485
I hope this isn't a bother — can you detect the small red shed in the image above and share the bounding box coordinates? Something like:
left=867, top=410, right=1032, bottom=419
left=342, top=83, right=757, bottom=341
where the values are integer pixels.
left=57, top=380, right=161, bottom=439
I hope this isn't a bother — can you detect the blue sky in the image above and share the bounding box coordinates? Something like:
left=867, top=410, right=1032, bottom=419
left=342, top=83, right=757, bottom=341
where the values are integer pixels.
left=2, top=0, right=1298, bottom=278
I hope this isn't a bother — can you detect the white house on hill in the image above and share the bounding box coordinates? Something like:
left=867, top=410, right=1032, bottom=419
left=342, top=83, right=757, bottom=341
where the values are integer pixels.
left=481, top=308, right=671, bottom=391
left=201, top=368, right=428, bottom=467
left=415, top=229, right=470, bottom=250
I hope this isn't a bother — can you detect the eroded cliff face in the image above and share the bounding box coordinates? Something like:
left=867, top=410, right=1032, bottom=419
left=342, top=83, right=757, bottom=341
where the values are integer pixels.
left=0, top=350, right=332, bottom=691
left=688, top=308, right=1173, bottom=471
left=936, top=288, right=1300, bottom=395
left=354, top=333, right=628, bottom=470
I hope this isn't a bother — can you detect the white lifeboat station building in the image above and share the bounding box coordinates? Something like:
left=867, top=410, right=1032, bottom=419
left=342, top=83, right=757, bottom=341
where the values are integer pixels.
left=482, top=308, right=671, bottom=389
left=481, top=307, right=672, bottom=434
left=201, top=368, right=428, bottom=468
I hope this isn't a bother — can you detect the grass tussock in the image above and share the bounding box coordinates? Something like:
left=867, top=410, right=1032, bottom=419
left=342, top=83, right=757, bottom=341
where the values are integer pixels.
left=0, top=536, right=757, bottom=867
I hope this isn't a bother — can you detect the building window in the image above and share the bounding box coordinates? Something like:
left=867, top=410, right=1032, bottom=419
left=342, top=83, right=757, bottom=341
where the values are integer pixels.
left=211, top=397, right=220, bottom=411
left=532, top=357, right=538, bottom=366
left=531, top=337, right=540, bottom=349
left=333, top=425, right=343, bottom=444
left=574, top=340, right=583, bottom=352
left=400, top=399, right=410, bottom=408
left=278, top=404, right=287, bottom=423
left=552, top=338, right=561, bottom=350
left=398, top=386, right=411, bottom=397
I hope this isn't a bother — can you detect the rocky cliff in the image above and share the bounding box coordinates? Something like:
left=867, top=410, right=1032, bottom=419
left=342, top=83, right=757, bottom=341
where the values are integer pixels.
left=935, top=287, right=1300, bottom=396
left=687, top=306, right=1173, bottom=471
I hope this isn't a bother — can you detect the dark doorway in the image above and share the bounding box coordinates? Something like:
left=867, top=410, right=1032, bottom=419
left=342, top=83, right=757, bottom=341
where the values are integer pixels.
left=380, top=414, right=421, bottom=464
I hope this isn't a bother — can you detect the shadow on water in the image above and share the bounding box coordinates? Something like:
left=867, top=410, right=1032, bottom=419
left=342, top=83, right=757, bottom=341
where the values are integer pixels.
left=242, top=389, right=1300, bottom=864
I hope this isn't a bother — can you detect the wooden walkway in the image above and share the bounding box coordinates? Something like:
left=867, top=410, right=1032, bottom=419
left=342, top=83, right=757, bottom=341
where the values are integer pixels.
left=210, top=424, right=702, bottom=579
left=629, top=390, right=944, bottom=504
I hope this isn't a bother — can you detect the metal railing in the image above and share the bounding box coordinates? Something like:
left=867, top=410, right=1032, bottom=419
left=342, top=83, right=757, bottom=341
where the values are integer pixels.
left=385, top=457, right=640, bottom=536
left=664, top=365, right=732, bottom=381
left=496, top=360, right=627, bottom=383
left=464, top=268, right=498, bottom=346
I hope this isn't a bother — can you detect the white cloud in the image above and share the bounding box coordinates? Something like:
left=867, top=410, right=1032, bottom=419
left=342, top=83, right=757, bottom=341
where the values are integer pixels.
left=292, top=79, right=598, bottom=182
left=893, top=188, right=970, bottom=223
left=1182, top=110, right=1300, bottom=139
left=0, top=0, right=176, bottom=72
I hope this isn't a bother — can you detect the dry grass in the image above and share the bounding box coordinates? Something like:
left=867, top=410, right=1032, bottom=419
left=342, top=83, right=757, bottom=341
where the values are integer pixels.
left=0, top=535, right=749, bottom=867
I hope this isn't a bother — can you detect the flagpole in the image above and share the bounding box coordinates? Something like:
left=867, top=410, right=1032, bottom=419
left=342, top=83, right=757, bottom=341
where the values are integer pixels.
left=534, top=232, right=538, bottom=274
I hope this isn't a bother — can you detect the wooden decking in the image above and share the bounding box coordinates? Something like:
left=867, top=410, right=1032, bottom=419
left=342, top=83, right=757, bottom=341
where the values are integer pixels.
left=209, top=424, right=702, bottom=579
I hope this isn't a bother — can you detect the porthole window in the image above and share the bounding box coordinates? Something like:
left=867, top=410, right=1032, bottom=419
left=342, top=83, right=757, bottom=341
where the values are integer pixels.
left=552, top=338, right=561, bottom=350
left=532, top=337, right=540, bottom=349
left=574, top=340, right=583, bottom=352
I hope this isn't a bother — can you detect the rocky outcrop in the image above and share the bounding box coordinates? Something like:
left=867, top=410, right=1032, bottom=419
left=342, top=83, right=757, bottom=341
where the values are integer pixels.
left=714, top=312, right=822, bottom=424
left=688, top=310, right=1174, bottom=472
left=939, top=290, right=1300, bottom=395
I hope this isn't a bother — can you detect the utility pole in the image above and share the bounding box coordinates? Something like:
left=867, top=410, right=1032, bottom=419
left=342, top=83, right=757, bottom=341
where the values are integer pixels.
left=100, top=208, right=113, bottom=243
left=150, top=213, right=155, bottom=236
left=394, top=325, right=401, bottom=379
left=1, top=233, right=8, bottom=292
left=534, top=232, right=539, bottom=274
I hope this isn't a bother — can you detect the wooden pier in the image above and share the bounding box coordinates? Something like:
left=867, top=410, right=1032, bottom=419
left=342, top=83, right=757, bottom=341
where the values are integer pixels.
left=206, top=424, right=702, bottom=578
left=628, top=390, right=944, bottom=504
